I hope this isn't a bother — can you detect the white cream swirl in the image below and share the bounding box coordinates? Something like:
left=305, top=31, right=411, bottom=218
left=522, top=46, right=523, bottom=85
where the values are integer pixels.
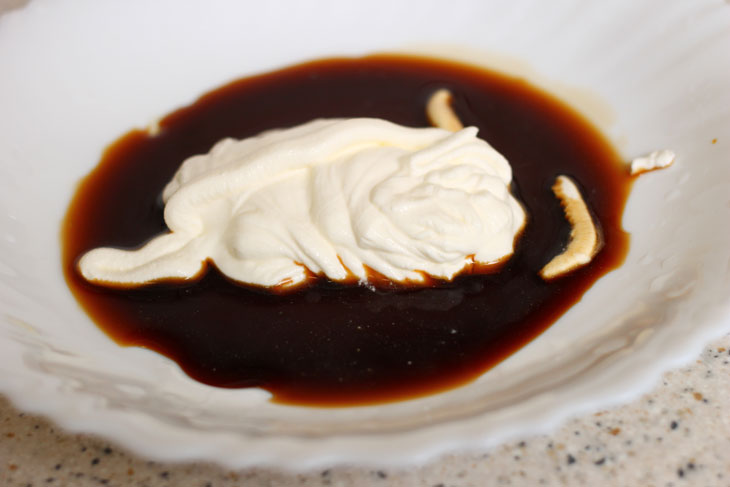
left=79, top=118, right=525, bottom=288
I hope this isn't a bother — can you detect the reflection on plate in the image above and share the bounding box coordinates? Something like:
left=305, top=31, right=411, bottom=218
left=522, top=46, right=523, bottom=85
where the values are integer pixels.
left=0, top=0, right=729, bottom=469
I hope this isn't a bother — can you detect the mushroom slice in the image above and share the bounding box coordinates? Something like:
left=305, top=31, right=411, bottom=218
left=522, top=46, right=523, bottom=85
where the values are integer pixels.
left=630, top=149, right=675, bottom=175
left=540, top=175, right=603, bottom=280
left=426, top=89, right=464, bottom=132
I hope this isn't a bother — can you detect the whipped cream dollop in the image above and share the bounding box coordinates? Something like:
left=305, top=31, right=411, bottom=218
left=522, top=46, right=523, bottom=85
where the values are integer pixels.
left=79, top=118, right=526, bottom=288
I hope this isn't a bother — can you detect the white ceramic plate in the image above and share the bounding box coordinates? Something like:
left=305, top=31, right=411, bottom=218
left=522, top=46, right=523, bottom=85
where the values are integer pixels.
left=1, top=0, right=729, bottom=470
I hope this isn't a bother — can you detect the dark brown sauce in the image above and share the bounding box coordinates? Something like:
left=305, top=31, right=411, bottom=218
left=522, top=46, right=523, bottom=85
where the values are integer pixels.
left=62, top=55, right=631, bottom=406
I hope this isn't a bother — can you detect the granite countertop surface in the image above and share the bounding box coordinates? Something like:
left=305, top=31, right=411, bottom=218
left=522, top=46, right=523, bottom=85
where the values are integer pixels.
left=3, top=1, right=730, bottom=486
left=2, top=333, right=730, bottom=487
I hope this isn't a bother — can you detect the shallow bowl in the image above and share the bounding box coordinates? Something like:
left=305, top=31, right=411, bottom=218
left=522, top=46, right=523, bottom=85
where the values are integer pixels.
left=0, top=0, right=729, bottom=469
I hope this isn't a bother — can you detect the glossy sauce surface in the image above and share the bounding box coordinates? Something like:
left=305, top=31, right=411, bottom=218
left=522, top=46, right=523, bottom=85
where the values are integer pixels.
left=63, top=55, right=631, bottom=406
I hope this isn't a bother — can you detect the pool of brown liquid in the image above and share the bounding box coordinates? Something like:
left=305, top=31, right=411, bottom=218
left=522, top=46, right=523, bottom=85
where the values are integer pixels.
left=63, top=55, right=631, bottom=407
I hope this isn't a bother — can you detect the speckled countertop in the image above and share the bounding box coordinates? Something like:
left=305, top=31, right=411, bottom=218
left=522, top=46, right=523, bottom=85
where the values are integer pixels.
left=2, top=333, right=730, bottom=487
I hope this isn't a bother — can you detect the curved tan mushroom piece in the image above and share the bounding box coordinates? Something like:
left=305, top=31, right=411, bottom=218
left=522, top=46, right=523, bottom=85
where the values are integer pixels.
left=540, top=175, right=603, bottom=280
left=426, top=89, right=464, bottom=132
